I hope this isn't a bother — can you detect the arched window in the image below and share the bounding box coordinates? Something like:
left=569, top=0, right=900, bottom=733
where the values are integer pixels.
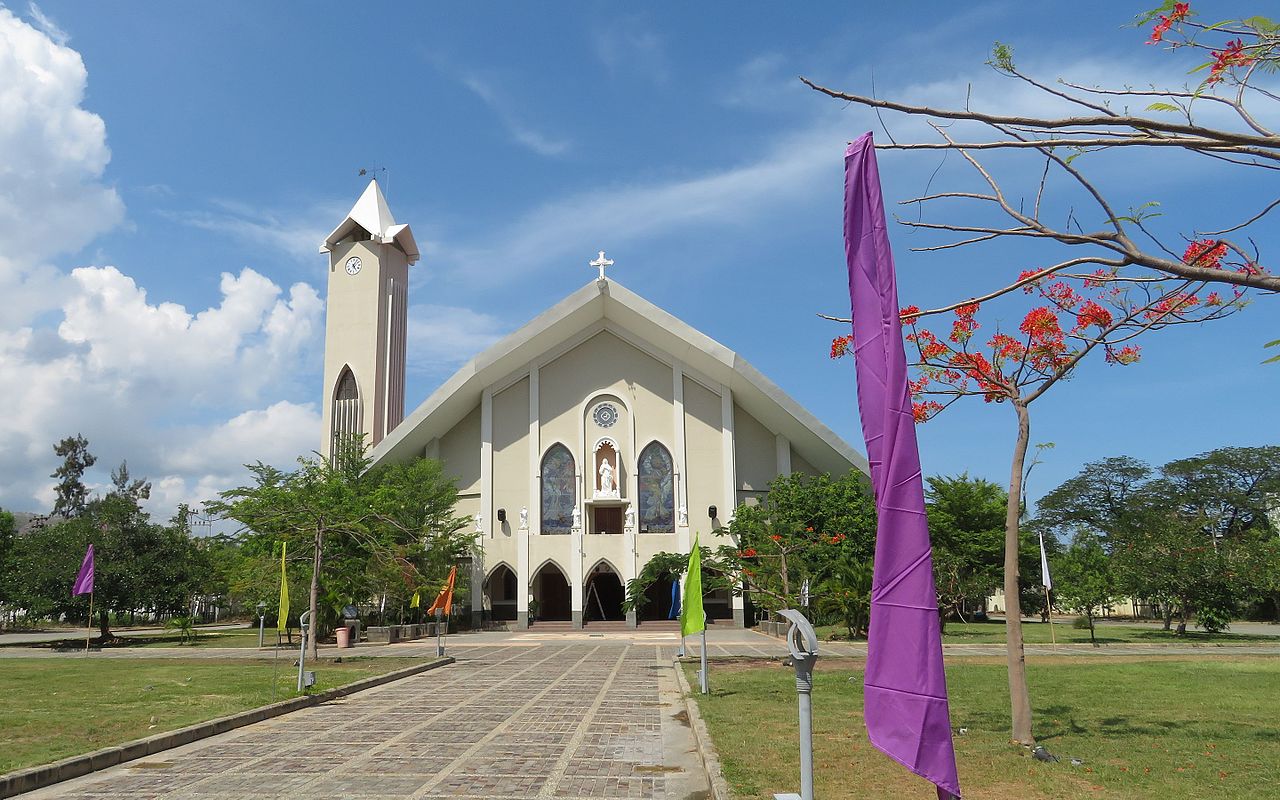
left=540, top=444, right=576, bottom=535
left=637, top=442, right=674, bottom=533
left=330, top=366, right=362, bottom=463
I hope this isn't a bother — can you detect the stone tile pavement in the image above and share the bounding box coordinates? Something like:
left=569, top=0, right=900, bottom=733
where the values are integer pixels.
left=22, top=643, right=711, bottom=800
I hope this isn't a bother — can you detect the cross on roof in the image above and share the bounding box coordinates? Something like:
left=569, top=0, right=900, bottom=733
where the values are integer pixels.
left=590, top=250, right=614, bottom=281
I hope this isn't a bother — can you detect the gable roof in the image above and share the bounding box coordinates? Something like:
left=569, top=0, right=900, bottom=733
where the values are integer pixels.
left=370, top=278, right=869, bottom=477
left=320, top=179, right=420, bottom=264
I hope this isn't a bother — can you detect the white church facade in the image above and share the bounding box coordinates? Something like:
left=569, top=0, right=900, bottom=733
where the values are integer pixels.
left=318, top=180, right=868, bottom=629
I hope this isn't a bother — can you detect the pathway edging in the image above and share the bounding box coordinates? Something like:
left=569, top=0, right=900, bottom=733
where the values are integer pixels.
left=674, top=657, right=734, bottom=800
left=0, top=656, right=453, bottom=799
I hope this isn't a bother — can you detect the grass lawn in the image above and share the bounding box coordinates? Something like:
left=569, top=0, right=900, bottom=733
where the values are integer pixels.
left=686, top=656, right=1280, bottom=800
left=0, top=656, right=427, bottom=774
left=814, top=620, right=1275, bottom=646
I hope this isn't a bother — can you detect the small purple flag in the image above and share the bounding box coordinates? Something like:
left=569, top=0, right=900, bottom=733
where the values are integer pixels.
left=72, top=544, right=94, bottom=596
left=844, top=132, right=961, bottom=799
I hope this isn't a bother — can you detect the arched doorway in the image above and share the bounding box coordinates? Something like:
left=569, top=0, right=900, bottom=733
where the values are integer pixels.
left=641, top=572, right=676, bottom=623
left=583, top=562, right=625, bottom=623
left=532, top=562, right=571, bottom=623
left=485, top=564, right=517, bottom=622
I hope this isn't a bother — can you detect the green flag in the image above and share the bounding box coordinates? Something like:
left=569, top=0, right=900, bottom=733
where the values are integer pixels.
left=410, top=590, right=420, bottom=609
left=681, top=534, right=704, bottom=637
left=277, top=541, right=289, bottom=634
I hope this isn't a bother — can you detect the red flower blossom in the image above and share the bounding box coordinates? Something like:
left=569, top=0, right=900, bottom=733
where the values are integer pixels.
left=1073, top=300, right=1113, bottom=333
left=912, top=400, right=944, bottom=422
left=1105, top=344, right=1142, bottom=365
left=1208, top=39, right=1253, bottom=84
left=899, top=304, right=921, bottom=322
left=770, top=534, right=782, bottom=542
left=949, top=303, right=980, bottom=343
left=738, top=548, right=758, bottom=558
left=1147, top=5, right=1187, bottom=45
left=830, top=334, right=854, bottom=359
left=1017, top=269, right=1047, bottom=292
left=1183, top=239, right=1227, bottom=269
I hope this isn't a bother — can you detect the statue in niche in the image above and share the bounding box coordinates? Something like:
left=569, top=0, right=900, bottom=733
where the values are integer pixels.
left=678, top=505, right=688, bottom=526
left=572, top=505, right=582, bottom=530
left=624, top=506, right=635, bottom=530
left=598, top=456, right=616, bottom=495
left=519, top=506, right=528, bottom=530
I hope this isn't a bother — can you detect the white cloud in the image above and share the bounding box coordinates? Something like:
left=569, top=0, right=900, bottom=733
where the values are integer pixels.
left=593, top=19, right=668, bottom=83
left=406, top=303, right=507, bottom=376
left=455, top=71, right=572, bottom=157
left=0, top=265, right=324, bottom=514
left=161, top=199, right=333, bottom=264
left=0, top=7, right=124, bottom=326
left=25, top=2, right=67, bottom=46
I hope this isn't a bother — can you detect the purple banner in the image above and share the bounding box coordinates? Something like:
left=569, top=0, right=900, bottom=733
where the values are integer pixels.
left=844, top=132, right=961, bottom=799
left=73, top=543, right=94, bottom=596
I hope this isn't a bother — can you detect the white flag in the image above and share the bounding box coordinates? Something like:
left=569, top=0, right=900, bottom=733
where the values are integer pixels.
left=1038, top=532, right=1052, bottom=590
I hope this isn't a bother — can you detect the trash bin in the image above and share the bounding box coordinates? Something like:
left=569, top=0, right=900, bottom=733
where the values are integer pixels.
left=336, top=625, right=353, bottom=648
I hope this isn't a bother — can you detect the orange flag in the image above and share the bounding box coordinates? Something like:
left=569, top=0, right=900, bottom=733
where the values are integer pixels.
left=427, top=565, right=457, bottom=616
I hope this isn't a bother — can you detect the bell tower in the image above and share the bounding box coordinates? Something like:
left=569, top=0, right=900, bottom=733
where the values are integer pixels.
left=318, top=179, right=419, bottom=459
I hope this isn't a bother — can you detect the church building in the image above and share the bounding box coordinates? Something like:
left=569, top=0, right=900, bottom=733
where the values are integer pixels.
left=319, top=180, right=868, bottom=629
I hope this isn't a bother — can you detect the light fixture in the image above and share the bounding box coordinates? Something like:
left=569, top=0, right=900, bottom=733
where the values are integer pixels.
left=497, top=508, right=507, bottom=523
left=708, top=505, right=717, bottom=520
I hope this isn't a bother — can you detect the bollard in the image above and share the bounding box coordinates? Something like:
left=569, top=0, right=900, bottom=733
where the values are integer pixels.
left=257, top=606, right=266, bottom=650
left=296, top=610, right=311, bottom=693
left=774, top=608, right=819, bottom=800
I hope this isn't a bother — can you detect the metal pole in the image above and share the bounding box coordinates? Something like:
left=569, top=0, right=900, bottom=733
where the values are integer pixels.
left=699, top=615, right=708, bottom=695
left=796, top=666, right=814, bottom=800
left=435, top=609, right=444, bottom=657
left=296, top=610, right=311, bottom=693
left=258, top=613, right=265, bottom=649
left=678, top=635, right=685, bottom=658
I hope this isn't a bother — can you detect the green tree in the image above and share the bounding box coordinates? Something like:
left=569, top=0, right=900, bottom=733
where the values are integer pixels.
left=925, top=473, right=1005, bottom=629
left=1159, top=446, right=1280, bottom=541
left=625, top=471, right=877, bottom=622
left=1052, top=533, right=1117, bottom=645
left=210, top=441, right=472, bottom=659
left=50, top=434, right=96, bottom=519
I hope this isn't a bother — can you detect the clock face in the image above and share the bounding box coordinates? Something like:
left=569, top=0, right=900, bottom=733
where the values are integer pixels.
left=345, top=256, right=362, bottom=276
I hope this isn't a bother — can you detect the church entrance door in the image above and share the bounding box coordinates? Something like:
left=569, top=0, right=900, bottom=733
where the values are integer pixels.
left=532, top=563, right=571, bottom=623
left=583, top=564, right=625, bottom=623
left=640, top=572, right=676, bottom=623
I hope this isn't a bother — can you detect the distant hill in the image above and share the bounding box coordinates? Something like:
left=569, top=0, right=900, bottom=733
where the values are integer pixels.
left=9, top=511, right=47, bottom=535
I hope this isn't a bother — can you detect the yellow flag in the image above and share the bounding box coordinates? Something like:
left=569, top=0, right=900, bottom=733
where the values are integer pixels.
left=277, top=541, right=289, bottom=633
left=410, top=590, right=420, bottom=608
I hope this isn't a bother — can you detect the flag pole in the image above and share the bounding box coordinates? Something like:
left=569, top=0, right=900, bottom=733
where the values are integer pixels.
left=1045, top=586, right=1056, bottom=649
left=699, top=611, right=708, bottom=694
left=84, top=592, right=93, bottom=654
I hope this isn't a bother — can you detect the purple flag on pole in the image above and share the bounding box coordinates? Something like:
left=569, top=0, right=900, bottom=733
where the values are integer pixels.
left=844, top=132, right=961, bottom=799
left=72, top=544, right=94, bottom=596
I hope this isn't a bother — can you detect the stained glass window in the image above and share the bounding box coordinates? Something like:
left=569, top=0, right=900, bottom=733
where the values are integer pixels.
left=540, top=444, right=576, bottom=535
left=638, top=442, right=674, bottom=533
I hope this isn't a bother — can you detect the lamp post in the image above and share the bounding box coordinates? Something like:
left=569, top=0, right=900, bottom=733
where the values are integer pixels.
left=435, top=608, right=445, bottom=657
left=296, top=610, right=311, bottom=693
left=774, top=608, right=819, bottom=800
left=256, top=602, right=266, bottom=649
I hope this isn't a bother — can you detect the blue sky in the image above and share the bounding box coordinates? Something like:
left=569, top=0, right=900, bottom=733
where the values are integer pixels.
left=1, top=1, right=1274, bottom=517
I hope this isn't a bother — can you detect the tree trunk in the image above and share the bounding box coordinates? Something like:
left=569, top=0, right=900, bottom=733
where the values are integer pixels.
left=308, top=528, right=322, bottom=660
left=1003, top=400, right=1035, bottom=745
left=97, top=607, right=111, bottom=641
left=1087, top=611, right=1097, bottom=646
left=1163, top=605, right=1173, bottom=631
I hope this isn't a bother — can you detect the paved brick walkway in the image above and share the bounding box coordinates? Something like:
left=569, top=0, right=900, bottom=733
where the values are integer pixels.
left=28, top=643, right=710, bottom=800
